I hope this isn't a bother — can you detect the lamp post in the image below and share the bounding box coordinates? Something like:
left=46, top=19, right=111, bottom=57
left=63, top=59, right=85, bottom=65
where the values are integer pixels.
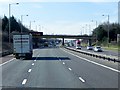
left=9, top=3, right=19, bottom=44
left=29, top=21, right=35, bottom=30
left=82, top=27, right=84, bottom=35
left=21, top=15, right=28, bottom=33
left=91, top=20, right=98, bottom=43
left=89, top=24, right=91, bottom=36
left=80, top=25, right=82, bottom=35
left=85, top=24, right=88, bottom=35
left=39, top=25, right=41, bottom=31
left=102, top=14, right=109, bottom=47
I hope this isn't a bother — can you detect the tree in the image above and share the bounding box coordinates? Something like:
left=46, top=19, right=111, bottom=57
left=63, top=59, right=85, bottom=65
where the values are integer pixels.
left=92, top=22, right=120, bottom=43
left=2, top=15, right=8, bottom=32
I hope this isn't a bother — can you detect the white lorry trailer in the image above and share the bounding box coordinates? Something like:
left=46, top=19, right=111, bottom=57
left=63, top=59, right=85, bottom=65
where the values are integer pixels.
left=13, top=33, right=33, bottom=59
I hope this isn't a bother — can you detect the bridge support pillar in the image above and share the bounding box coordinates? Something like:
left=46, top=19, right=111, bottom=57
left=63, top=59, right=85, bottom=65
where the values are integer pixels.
left=88, top=39, right=92, bottom=46
left=62, top=38, right=64, bottom=46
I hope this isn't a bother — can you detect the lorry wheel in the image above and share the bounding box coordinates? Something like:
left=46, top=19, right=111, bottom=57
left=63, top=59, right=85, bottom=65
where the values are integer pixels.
left=16, top=56, right=20, bottom=59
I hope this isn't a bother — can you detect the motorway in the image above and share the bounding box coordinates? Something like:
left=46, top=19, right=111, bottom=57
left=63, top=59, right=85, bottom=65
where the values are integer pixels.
left=71, top=46, right=118, bottom=57
left=0, top=47, right=119, bottom=89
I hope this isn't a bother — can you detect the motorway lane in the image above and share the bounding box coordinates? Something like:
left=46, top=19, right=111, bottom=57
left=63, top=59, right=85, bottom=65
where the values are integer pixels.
left=1, top=47, right=119, bottom=89
left=58, top=48, right=119, bottom=88
left=1, top=49, right=40, bottom=87
left=71, top=46, right=118, bottom=57
left=0, top=54, right=14, bottom=64
left=24, top=48, right=87, bottom=88
left=2, top=59, right=33, bottom=87
left=1, top=48, right=87, bottom=89
left=64, top=48, right=119, bottom=70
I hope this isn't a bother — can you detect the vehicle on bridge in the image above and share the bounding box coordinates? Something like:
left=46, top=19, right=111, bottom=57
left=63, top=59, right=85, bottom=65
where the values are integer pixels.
left=13, top=33, right=33, bottom=59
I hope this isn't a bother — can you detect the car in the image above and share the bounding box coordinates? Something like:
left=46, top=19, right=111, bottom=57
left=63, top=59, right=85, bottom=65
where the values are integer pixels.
left=76, top=46, right=81, bottom=49
left=87, top=46, right=93, bottom=50
left=93, top=46, right=103, bottom=52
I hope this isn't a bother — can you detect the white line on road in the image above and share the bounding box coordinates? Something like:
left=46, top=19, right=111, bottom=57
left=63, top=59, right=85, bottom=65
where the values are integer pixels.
left=22, top=79, right=27, bottom=85
left=79, top=77, right=85, bottom=83
left=0, top=58, right=15, bottom=66
left=62, top=49, right=120, bottom=73
left=28, top=69, right=32, bottom=72
left=32, top=63, right=34, bottom=66
left=63, top=62, right=65, bottom=65
left=34, top=60, right=36, bottom=62
left=68, top=68, right=72, bottom=71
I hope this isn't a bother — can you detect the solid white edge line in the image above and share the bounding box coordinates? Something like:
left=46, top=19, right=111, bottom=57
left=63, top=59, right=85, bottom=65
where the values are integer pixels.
left=32, top=63, right=34, bottom=65
left=61, top=49, right=120, bottom=73
left=68, top=68, right=72, bottom=71
left=79, top=77, right=85, bottom=83
left=28, top=69, right=32, bottom=72
left=0, top=58, right=15, bottom=66
left=22, top=79, right=27, bottom=85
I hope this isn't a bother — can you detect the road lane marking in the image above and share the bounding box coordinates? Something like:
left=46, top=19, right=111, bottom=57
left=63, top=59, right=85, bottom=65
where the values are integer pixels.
left=68, top=68, right=72, bottom=71
left=63, top=62, right=65, bottom=65
left=22, top=79, right=27, bottom=85
left=0, top=58, right=15, bottom=66
left=28, top=69, right=32, bottom=72
left=32, top=63, right=34, bottom=66
left=62, top=49, right=120, bottom=73
left=34, top=60, right=36, bottom=62
left=79, top=77, right=85, bottom=83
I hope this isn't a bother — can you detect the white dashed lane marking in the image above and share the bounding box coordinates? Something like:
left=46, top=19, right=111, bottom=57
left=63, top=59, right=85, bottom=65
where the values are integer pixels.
left=68, top=68, right=72, bottom=71
left=22, top=79, right=27, bottom=85
left=63, top=62, right=65, bottom=65
left=79, top=77, right=85, bottom=83
left=62, top=49, right=120, bottom=73
left=32, top=63, right=34, bottom=66
left=28, top=69, right=32, bottom=72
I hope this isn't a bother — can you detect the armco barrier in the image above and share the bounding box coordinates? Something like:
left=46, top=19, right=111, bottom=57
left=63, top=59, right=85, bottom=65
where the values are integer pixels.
left=0, top=50, right=12, bottom=57
left=65, top=47, right=119, bottom=63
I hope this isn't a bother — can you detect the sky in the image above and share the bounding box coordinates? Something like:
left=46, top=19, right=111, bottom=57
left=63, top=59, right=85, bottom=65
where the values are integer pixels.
left=0, top=0, right=119, bottom=35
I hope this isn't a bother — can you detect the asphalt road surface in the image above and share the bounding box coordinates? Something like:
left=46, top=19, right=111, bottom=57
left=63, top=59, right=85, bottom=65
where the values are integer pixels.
left=71, top=46, right=118, bottom=57
left=1, top=47, right=119, bottom=89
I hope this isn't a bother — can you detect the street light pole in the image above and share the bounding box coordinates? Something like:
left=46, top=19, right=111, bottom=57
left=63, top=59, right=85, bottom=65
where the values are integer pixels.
left=91, top=20, right=98, bottom=43
left=29, top=21, right=35, bottom=30
left=21, top=15, right=28, bottom=33
left=102, top=14, right=109, bottom=47
left=89, top=24, right=91, bottom=35
left=9, top=4, right=11, bottom=45
left=108, top=15, right=110, bottom=47
left=39, top=25, right=41, bottom=31
left=8, top=3, right=19, bottom=44
left=86, top=24, right=88, bottom=35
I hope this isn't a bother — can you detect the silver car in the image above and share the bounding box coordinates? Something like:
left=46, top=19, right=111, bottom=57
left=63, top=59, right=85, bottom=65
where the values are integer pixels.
left=87, top=46, right=93, bottom=50
left=93, top=46, right=103, bottom=52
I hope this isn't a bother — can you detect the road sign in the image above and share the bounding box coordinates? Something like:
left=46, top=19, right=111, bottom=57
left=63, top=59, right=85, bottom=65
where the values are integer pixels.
left=30, top=32, right=43, bottom=36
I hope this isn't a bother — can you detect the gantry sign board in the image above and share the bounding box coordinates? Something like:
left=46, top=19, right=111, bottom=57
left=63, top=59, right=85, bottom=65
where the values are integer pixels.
left=30, top=32, right=43, bottom=37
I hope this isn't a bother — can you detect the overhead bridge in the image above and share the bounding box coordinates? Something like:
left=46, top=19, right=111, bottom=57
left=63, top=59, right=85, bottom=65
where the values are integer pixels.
left=37, top=35, right=93, bottom=39
left=33, top=34, right=94, bottom=46
left=30, top=31, right=95, bottom=46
